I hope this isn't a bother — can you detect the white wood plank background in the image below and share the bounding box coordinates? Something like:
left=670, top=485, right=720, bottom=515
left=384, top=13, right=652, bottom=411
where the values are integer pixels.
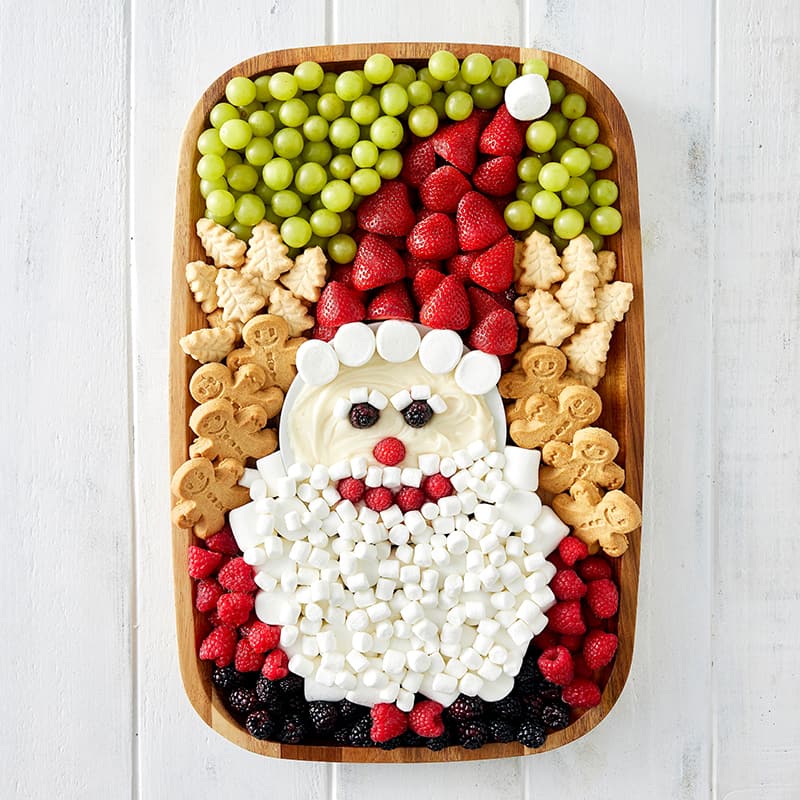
left=2, top=0, right=799, bottom=797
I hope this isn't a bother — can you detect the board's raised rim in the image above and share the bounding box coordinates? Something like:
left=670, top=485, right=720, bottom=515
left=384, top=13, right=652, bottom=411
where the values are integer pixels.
left=169, top=42, right=644, bottom=764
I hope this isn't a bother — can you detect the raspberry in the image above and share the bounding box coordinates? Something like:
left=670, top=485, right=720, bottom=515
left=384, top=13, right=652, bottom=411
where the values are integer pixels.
left=446, top=694, right=483, bottom=721
left=537, top=645, right=575, bottom=687
left=577, top=555, right=613, bottom=581
left=409, top=700, right=444, bottom=738
left=395, top=486, right=425, bottom=512
left=308, top=701, right=339, bottom=732
left=456, top=720, right=487, bottom=749
left=571, top=653, right=594, bottom=678
left=550, top=569, right=587, bottom=601
left=558, top=536, right=589, bottom=566
left=245, top=709, right=275, bottom=740
left=582, top=629, right=618, bottom=670
left=216, top=592, right=254, bottom=626
left=541, top=701, right=571, bottom=729
left=226, top=687, right=259, bottom=716
left=338, top=477, right=365, bottom=503
left=195, top=578, right=223, bottom=613
left=373, top=436, right=406, bottom=466
left=422, top=473, right=453, bottom=500
left=241, top=621, right=281, bottom=653
left=370, top=703, right=408, bottom=743
left=349, top=402, right=380, bottom=428
left=586, top=578, right=619, bottom=619
left=217, top=557, right=257, bottom=593
left=187, top=545, right=222, bottom=579
left=532, top=630, right=559, bottom=651
left=206, top=525, right=240, bottom=556
left=234, top=638, right=265, bottom=672
left=402, top=400, right=433, bottom=428
left=558, top=634, right=585, bottom=652
left=365, top=486, right=394, bottom=511
left=562, top=678, right=602, bottom=709
left=547, top=600, right=587, bottom=635
left=198, top=625, right=237, bottom=667
left=261, top=648, right=289, bottom=680
left=516, top=719, right=547, bottom=748
left=278, top=715, right=308, bottom=744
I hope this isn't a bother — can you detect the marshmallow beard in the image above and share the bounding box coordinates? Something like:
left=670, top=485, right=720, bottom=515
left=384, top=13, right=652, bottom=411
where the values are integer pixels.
left=230, top=322, right=569, bottom=710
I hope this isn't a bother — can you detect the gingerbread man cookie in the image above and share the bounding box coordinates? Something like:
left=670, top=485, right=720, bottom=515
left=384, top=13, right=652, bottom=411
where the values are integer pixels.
left=539, top=427, right=625, bottom=494
left=499, top=344, right=578, bottom=401
left=190, top=362, right=284, bottom=418
left=170, top=457, right=250, bottom=539
left=188, top=398, right=278, bottom=463
left=226, top=314, right=304, bottom=393
left=552, top=479, right=641, bottom=557
left=508, top=384, right=602, bottom=450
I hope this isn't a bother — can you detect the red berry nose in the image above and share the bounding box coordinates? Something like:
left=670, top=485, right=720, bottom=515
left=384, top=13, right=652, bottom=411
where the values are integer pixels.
left=373, top=436, right=405, bottom=466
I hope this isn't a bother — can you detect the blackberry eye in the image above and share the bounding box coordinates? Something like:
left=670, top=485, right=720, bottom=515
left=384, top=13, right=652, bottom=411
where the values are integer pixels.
left=402, top=400, right=433, bottom=428
left=349, top=402, right=380, bottom=429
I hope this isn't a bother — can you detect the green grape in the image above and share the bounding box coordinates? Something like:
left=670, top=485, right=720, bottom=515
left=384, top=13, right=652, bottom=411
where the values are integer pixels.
left=294, top=162, right=328, bottom=194
left=294, top=60, right=324, bottom=91
left=264, top=207, right=282, bottom=226
left=307, top=234, right=328, bottom=249
left=310, top=208, right=342, bottom=237
left=370, top=116, right=404, bottom=149
left=375, top=149, right=403, bottom=179
left=253, top=76, right=273, bottom=103
left=364, top=53, right=394, bottom=85
left=209, top=102, right=239, bottom=129
left=307, top=194, right=324, bottom=211
left=561, top=146, right=592, bottom=176
left=516, top=181, right=541, bottom=203
left=219, top=118, right=252, bottom=150
left=359, top=123, right=371, bottom=140
left=268, top=72, right=298, bottom=101
left=504, top=200, right=535, bottom=231
left=329, top=117, right=360, bottom=149
left=319, top=71, right=338, bottom=95
left=547, top=79, right=566, bottom=104
left=582, top=168, right=597, bottom=186
left=339, top=210, right=356, bottom=234
left=444, top=75, right=470, bottom=94
left=574, top=199, right=597, bottom=222
left=197, top=128, right=227, bottom=156
left=491, top=58, right=517, bottom=87
left=321, top=179, right=355, bottom=212
left=329, top=154, right=357, bottom=179
left=273, top=127, right=304, bottom=159
left=248, top=110, right=275, bottom=138
left=335, top=71, right=364, bottom=102
left=209, top=210, right=234, bottom=225
left=430, top=91, right=447, bottom=118
left=525, top=120, right=557, bottom=153
left=586, top=142, right=614, bottom=171
left=303, top=115, right=329, bottom=142
left=379, top=83, right=409, bottom=116
left=240, top=100, right=262, bottom=117
left=538, top=162, right=570, bottom=192
left=561, top=176, right=590, bottom=206
left=206, top=188, right=236, bottom=217
left=302, top=140, right=333, bottom=165
left=197, top=153, right=226, bottom=180
left=262, top=157, right=294, bottom=190
left=417, top=67, right=443, bottom=91
left=200, top=177, right=228, bottom=198
left=227, top=163, right=259, bottom=192
left=289, top=156, right=304, bottom=172
left=569, top=116, right=600, bottom=146
left=279, top=98, right=309, bottom=127
left=461, top=53, right=492, bottom=85
left=350, top=168, right=382, bottom=195
left=408, top=106, right=439, bottom=137
left=428, top=50, right=460, bottom=82
left=234, top=193, right=266, bottom=225
left=254, top=181, right=275, bottom=204
left=445, top=90, right=473, bottom=120
left=355, top=70, right=373, bottom=92
left=222, top=151, right=242, bottom=171
left=590, top=206, right=622, bottom=235
left=229, top=221, right=252, bottom=241
left=226, top=76, right=257, bottom=106
left=271, top=189, right=302, bottom=217
left=553, top=208, right=584, bottom=239
left=551, top=138, right=576, bottom=161
left=297, top=205, right=312, bottom=222
left=352, top=140, right=379, bottom=168
left=265, top=100, right=284, bottom=126
left=522, top=58, right=549, bottom=78
left=301, top=93, right=318, bottom=115
left=351, top=95, right=380, bottom=125
left=582, top=227, right=604, bottom=251
left=390, top=64, right=416, bottom=88
left=550, top=231, right=569, bottom=251
left=472, top=80, right=503, bottom=109
left=281, top=216, right=312, bottom=248
left=532, top=190, right=562, bottom=219
left=532, top=220, right=550, bottom=237
left=589, top=179, right=618, bottom=206
left=542, top=110, right=568, bottom=140
left=328, top=233, right=357, bottom=263
left=245, top=137, right=274, bottom=167
left=518, top=156, right=543, bottom=183
left=561, top=92, right=587, bottom=119
left=407, top=80, right=433, bottom=107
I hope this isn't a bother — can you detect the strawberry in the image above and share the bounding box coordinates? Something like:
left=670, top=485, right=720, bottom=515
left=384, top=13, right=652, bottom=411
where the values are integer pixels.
left=357, top=180, right=415, bottom=236
left=194, top=578, right=223, bottom=613
left=409, top=700, right=445, bottom=738
left=547, top=599, right=587, bottom=635
left=187, top=545, right=222, bottom=579
left=467, top=286, right=504, bottom=323
left=217, top=557, right=257, bottom=594
left=558, top=536, right=590, bottom=567
left=405, top=254, right=441, bottom=279
left=469, top=234, right=515, bottom=292
left=562, top=678, right=602, bottom=709
left=401, top=137, right=436, bottom=187
left=352, top=234, right=405, bottom=290
left=329, top=264, right=357, bottom=290
left=456, top=191, right=507, bottom=251
left=198, top=624, right=237, bottom=667
left=234, top=637, right=265, bottom=672
left=479, top=103, right=524, bottom=157
left=205, top=525, right=240, bottom=556
left=366, top=282, right=414, bottom=321
left=241, top=621, right=281, bottom=653
left=550, top=569, right=588, bottom=601
left=446, top=253, right=477, bottom=281
left=312, top=324, right=337, bottom=341
left=537, top=645, right=574, bottom=687
left=411, top=268, right=444, bottom=305
left=473, top=155, right=519, bottom=197
left=418, top=165, right=472, bottom=213
left=586, top=578, right=619, bottom=619
left=261, top=648, right=289, bottom=680
left=406, top=213, right=458, bottom=260
left=467, top=308, right=518, bottom=355
left=370, top=703, right=408, bottom=743
left=490, top=285, right=518, bottom=311
left=316, top=281, right=365, bottom=327
left=217, top=592, right=254, bottom=626
left=419, top=275, right=470, bottom=330
left=432, top=114, right=481, bottom=174
left=582, top=629, right=618, bottom=670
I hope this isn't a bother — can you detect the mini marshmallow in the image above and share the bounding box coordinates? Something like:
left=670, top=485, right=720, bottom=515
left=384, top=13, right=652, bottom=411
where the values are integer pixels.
left=346, top=609, right=370, bottom=632
left=443, top=574, right=463, bottom=596
left=254, top=572, right=277, bottom=592
left=288, top=654, right=315, bottom=677
left=346, top=650, right=369, bottom=672
left=499, top=561, right=522, bottom=586
left=308, top=497, right=330, bottom=520
left=412, top=619, right=438, bottom=643
left=365, top=466, right=383, bottom=487
left=480, top=533, right=500, bottom=554
left=358, top=509, right=379, bottom=527
left=455, top=351, right=501, bottom=395
left=410, top=384, right=431, bottom=400
left=255, top=514, right=275, bottom=538
left=364, top=389, right=388, bottom=411
left=420, top=569, right=439, bottom=592
left=403, top=510, right=427, bottom=535
left=378, top=560, right=401, bottom=579
left=413, top=543, right=433, bottom=566
left=445, top=530, right=469, bottom=555
left=490, top=481, right=513, bottom=505
left=353, top=589, right=376, bottom=608
left=474, top=503, right=499, bottom=524
left=488, top=548, right=506, bottom=568
left=403, top=583, right=423, bottom=602
left=446, top=605, right=467, bottom=626
left=418, top=453, right=440, bottom=476
left=503, top=446, right=540, bottom=491
left=507, top=619, right=533, bottom=646
left=346, top=572, right=370, bottom=592
left=333, top=397, right=352, bottom=419
left=401, top=671, right=424, bottom=693
left=459, top=673, right=484, bottom=696
left=468, top=440, right=489, bottom=460
left=390, top=389, right=412, bottom=410
left=532, top=505, right=570, bottom=554
left=396, top=688, right=415, bottom=712
left=432, top=547, right=450, bottom=567
left=296, top=339, right=339, bottom=385
left=486, top=451, right=505, bottom=469
left=469, top=459, right=490, bottom=479
left=375, top=578, right=396, bottom=601
left=239, top=467, right=262, bottom=490
left=362, top=668, right=388, bottom=689
left=243, top=547, right=266, bottom=566
left=439, top=457, right=457, bottom=477
left=428, top=394, right=447, bottom=414
left=272, top=476, right=296, bottom=500
left=432, top=516, right=455, bottom=534
left=438, top=496, right=461, bottom=517
left=328, top=459, right=352, bottom=481
left=420, top=502, right=439, bottom=520
left=280, top=572, right=298, bottom=593
left=465, top=550, right=484, bottom=573
left=395, top=543, right=413, bottom=563
left=400, top=467, right=423, bottom=487
left=400, top=601, right=424, bottom=624
left=350, top=456, right=368, bottom=479
left=459, top=491, right=478, bottom=515
left=317, top=630, right=337, bottom=654
left=459, top=647, right=482, bottom=671
left=279, top=625, right=299, bottom=647
left=432, top=673, right=458, bottom=694
left=382, top=468, right=402, bottom=489
left=478, top=660, right=503, bottom=682
left=400, top=565, right=421, bottom=584
left=529, top=586, right=556, bottom=613
left=362, top=522, right=387, bottom=544
left=504, top=72, right=551, bottom=120
left=505, top=536, right=525, bottom=558
left=466, top=600, right=490, bottom=623
left=491, top=591, right=515, bottom=610
left=334, top=671, right=358, bottom=691
left=453, top=449, right=473, bottom=469
left=352, top=631, right=374, bottom=652
left=406, top=650, right=431, bottom=672
left=289, top=540, right=312, bottom=563
left=348, top=386, right=369, bottom=405
left=256, top=451, right=286, bottom=482
left=249, top=479, right=268, bottom=501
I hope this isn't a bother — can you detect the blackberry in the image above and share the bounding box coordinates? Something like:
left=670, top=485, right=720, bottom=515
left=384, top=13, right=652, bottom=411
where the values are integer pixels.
left=541, top=701, right=571, bottom=730
left=278, top=673, right=304, bottom=696
left=283, top=692, right=310, bottom=717
left=333, top=726, right=351, bottom=745
left=347, top=716, right=373, bottom=747
left=226, top=687, right=260, bottom=716
left=446, top=694, right=484, bottom=721
left=516, top=691, right=544, bottom=719
left=245, top=709, right=275, bottom=740
left=211, top=666, right=243, bottom=691
left=278, top=714, right=308, bottom=744
left=308, top=701, right=338, bottom=733
left=378, top=734, right=405, bottom=750
left=534, top=679, right=562, bottom=703
left=402, top=731, right=426, bottom=748
left=425, top=731, right=451, bottom=751
left=349, top=402, right=379, bottom=429
left=402, top=400, right=433, bottom=428
left=255, top=677, right=286, bottom=715
left=487, top=718, right=516, bottom=743
left=337, top=699, right=363, bottom=725
left=456, top=720, right=487, bottom=750
left=488, top=694, right=521, bottom=720
left=517, top=719, right=547, bottom=749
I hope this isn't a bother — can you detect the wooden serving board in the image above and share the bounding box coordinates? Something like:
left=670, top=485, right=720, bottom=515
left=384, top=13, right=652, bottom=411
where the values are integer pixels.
left=169, top=42, right=644, bottom=763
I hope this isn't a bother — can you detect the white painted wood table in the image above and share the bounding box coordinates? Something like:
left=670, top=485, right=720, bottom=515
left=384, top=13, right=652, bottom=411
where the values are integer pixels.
left=2, top=0, right=798, bottom=797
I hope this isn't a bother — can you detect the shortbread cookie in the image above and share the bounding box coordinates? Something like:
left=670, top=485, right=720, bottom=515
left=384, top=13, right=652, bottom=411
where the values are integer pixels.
left=280, top=245, right=327, bottom=302
left=515, top=230, right=564, bottom=292
left=244, top=219, right=293, bottom=282
left=189, top=398, right=278, bottom=463
left=216, top=267, right=266, bottom=324
left=267, top=286, right=315, bottom=337
left=559, top=233, right=598, bottom=276
left=196, top=218, right=246, bottom=268
left=555, top=267, right=599, bottom=324
left=190, top=362, right=284, bottom=418
left=596, top=250, right=617, bottom=284
left=594, top=281, right=634, bottom=324
left=515, top=290, right=575, bottom=347
left=540, top=427, right=625, bottom=494
left=179, top=326, right=237, bottom=364
left=185, top=260, right=219, bottom=313
left=562, top=321, right=614, bottom=377
left=207, top=309, right=243, bottom=339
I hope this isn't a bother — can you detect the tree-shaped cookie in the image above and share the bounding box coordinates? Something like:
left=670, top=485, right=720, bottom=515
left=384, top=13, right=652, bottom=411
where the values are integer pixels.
left=190, top=362, right=284, bottom=417
left=552, top=479, right=641, bottom=557
left=170, top=457, right=250, bottom=539
left=539, top=427, right=625, bottom=494
left=189, top=398, right=278, bottom=463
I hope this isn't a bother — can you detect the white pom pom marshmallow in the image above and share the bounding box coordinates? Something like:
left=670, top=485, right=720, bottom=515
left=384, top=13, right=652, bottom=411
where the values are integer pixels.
left=332, top=322, right=376, bottom=367
left=375, top=320, right=421, bottom=363
left=418, top=328, right=463, bottom=374
left=296, top=339, right=340, bottom=386
left=455, top=351, right=501, bottom=395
